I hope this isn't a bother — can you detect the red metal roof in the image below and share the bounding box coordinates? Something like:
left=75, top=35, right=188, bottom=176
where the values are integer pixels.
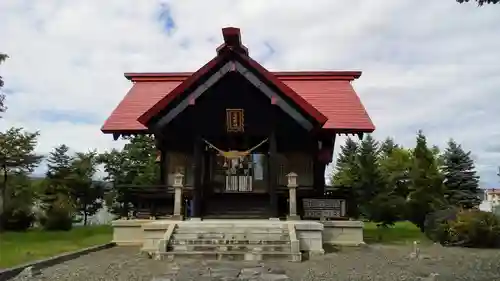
left=101, top=71, right=375, bottom=133
left=101, top=27, right=375, bottom=135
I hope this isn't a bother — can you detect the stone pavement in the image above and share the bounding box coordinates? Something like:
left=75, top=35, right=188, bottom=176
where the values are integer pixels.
left=151, top=260, right=291, bottom=281
left=10, top=245, right=500, bottom=281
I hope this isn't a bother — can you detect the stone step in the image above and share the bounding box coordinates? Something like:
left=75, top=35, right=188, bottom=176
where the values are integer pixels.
left=202, top=214, right=269, bottom=219
left=174, top=228, right=288, bottom=234
left=160, top=251, right=299, bottom=262
left=204, top=206, right=268, bottom=210
left=171, top=233, right=290, bottom=241
left=175, top=224, right=287, bottom=229
left=170, top=244, right=291, bottom=252
left=170, top=239, right=290, bottom=245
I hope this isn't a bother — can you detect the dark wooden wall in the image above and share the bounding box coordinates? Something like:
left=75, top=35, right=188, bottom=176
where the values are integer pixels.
left=149, top=71, right=338, bottom=218
left=160, top=72, right=313, bottom=152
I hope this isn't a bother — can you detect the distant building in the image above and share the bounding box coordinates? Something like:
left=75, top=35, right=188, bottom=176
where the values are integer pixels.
left=479, top=188, right=500, bottom=212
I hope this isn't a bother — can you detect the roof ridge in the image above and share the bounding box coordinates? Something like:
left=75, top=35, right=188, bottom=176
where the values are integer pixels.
left=124, top=71, right=361, bottom=82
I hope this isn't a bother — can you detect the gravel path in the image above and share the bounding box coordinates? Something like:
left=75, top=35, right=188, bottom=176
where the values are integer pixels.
left=11, top=244, right=500, bottom=281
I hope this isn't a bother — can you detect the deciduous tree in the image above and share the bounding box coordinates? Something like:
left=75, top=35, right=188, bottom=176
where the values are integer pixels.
left=0, top=172, right=37, bottom=230
left=456, top=0, right=499, bottom=5
left=0, top=53, right=8, bottom=115
left=0, top=128, right=42, bottom=231
left=98, top=135, right=160, bottom=217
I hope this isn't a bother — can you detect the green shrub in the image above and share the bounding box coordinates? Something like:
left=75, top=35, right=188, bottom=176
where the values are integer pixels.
left=424, top=207, right=459, bottom=243
left=0, top=207, right=35, bottom=231
left=39, top=195, right=75, bottom=231
left=446, top=210, right=500, bottom=248
left=39, top=208, right=73, bottom=231
left=426, top=208, right=500, bottom=248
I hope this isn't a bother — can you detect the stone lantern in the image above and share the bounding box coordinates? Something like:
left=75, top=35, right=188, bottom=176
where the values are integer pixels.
left=286, top=172, right=300, bottom=220
left=286, top=172, right=298, bottom=187
left=173, top=172, right=184, bottom=220
left=173, top=172, right=184, bottom=187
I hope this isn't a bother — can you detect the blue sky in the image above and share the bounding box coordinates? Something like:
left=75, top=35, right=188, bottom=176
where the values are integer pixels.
left=0, top=0, right=499, bottom=187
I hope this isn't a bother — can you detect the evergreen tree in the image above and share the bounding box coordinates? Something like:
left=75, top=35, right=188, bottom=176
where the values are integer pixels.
left=406, top=131, right=446, bottom=231
left=379, top=137, right=399, bottom=156
left=379, top=147, right=412, bottom=199
left=356, top=135, right=386, bottom=220
left=42, top=145, right=73, bottom=207
left=40, top=145, right=75, bottom=230
left=331, top=137, right=360, bottom=217
left=442, top=139, right=481, bottom=209
left=69, top=151, right=104, bottom=225
left=374, top=146, right=413, bottom=226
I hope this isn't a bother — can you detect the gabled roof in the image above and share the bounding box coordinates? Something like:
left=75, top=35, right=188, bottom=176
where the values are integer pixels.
left=101, top=27, right=375, bottom=135
left=137, top=27, right=328, bottom=127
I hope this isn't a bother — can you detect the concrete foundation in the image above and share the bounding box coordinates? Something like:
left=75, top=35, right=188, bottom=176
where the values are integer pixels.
left=321, top=220, right=365, bottom=246
left=111, top=218, right=365, bottom=261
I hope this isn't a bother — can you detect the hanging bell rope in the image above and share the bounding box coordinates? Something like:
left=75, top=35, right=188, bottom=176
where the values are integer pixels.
left=202, top=138, right=269, bottom=159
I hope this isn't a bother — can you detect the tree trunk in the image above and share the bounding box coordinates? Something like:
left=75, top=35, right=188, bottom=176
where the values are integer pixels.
left=83, top=209, right=88, bottom=226
left=0, top=164, right=7, bottom=232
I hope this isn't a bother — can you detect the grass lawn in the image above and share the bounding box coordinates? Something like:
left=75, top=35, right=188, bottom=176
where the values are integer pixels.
left=363, top=221, right=429, bottom=244
left=0, top=225, right=112, bottom=269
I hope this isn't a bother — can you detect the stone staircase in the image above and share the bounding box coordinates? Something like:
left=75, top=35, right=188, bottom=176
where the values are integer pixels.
left=159, top=220, right=301, bottom=262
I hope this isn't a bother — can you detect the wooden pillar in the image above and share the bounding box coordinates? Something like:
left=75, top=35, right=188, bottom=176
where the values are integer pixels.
left=155, top=134, right=169, bottom=186
left=202, top=146, right=211, bottom=197
left=312, top=138, right=323, bottom=197
left=313, top=163, right=325, bottom=197
left=192, top=136, right=203, bottom=217
left=160, top=149, right=167, bottom=185
left=268, top=130, right=278, bottom=218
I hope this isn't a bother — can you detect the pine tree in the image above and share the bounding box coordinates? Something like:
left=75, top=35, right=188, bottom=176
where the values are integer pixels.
left=46, top=145, right=72, bottom=178
left=375, top=146, right=413, bottom=226
left=379, top=137, right=399, bottom=156
left=356, top=135, right=386, bottom=219
left=69, top=151, right=103, bottom=225
left=331, top=137, right=360, bottom=217
left=42, top=145, right=73, bottom=207
left=442, top=139, right=481, bottom=209
left=379, top=147, right=412, bottom=199
left=406, top=131, right=446, bottom=231
left=40, top=145, right=75, bottom=230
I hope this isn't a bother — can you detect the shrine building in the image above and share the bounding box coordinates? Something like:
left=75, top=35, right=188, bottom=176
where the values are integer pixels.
left=101, top=27, right=374, bottom=221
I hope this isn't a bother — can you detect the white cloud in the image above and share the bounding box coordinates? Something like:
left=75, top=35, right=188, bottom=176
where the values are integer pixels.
left=0, top=0, right=499, bottom=186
